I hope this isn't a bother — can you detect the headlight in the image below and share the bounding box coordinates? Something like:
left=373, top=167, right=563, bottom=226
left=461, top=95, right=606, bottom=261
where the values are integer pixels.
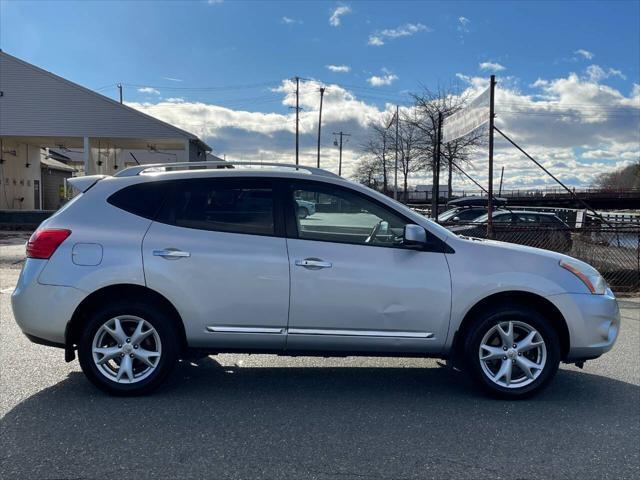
left=560, top=260, right=606, bottom=294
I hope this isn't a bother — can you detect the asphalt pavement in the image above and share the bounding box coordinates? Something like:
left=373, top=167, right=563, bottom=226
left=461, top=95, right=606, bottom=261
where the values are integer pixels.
left=1, top=235, right=639, bottom=480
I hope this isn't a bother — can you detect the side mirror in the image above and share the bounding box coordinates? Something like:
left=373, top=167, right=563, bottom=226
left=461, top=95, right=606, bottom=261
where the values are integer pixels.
left=403, top=224, right=427, bottom=248
left=452, top=216, right=460, bottom=222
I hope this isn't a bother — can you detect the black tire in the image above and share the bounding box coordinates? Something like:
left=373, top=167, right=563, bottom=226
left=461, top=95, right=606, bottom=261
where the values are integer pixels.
left=78, top=299, right=180, bottom=396
left=300, top=207, right=309, bottom=219
left=463, top=304, right=560, bottom=399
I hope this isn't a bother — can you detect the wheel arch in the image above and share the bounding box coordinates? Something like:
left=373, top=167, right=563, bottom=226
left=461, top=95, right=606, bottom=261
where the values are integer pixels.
left=449, top=290, right=570, bottom=367
left=65, top=284, right=187, bottom=361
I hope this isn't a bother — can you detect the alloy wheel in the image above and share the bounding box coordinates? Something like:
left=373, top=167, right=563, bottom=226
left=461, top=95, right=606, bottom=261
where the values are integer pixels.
left=478, top=320, right=547, bottom=389
left=91, top=315, right=162, bottom=384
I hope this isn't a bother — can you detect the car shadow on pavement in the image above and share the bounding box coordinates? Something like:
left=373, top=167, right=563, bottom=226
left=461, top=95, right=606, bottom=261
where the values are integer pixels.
left=2, top=359, right=639, bottom=480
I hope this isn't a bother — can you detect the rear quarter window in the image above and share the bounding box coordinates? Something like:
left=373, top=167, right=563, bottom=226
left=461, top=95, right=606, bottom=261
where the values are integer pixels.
left=107, top=181, right=168, bottom=220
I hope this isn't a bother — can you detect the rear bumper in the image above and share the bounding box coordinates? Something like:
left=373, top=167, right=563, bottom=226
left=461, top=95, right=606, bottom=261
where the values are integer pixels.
left=548, top=289, right=621, bottom=361
left=11, top=259, right=85, bottom=345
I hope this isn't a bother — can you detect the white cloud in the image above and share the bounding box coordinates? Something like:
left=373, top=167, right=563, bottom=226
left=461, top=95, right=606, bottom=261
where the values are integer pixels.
left=127, top=79, right=396, bottom=176
left=458, top=16, right=470, bottom=33
left=281, top=16, right=302, bottom=25
left=574, top=49, right=594, bottom=60
left=137, top=87, right=160, bottom=95
left=606, top=68, right=626, bottom=80
left=367, top=73, right=398, bottom=87
left=368, top=23, right=429, bottom=46
left=479, top=61, right=506, bottom=72
left=326, top=64, right=351, bottom=73
left=329, top=5, right=351, bottom=27
left=586, top=64, right=627, bottom=82
left=432, top=71, right=639, bottom=188
left=127, top=71, right=639, bottom=187
left=162, top=77, right=182, bottom=82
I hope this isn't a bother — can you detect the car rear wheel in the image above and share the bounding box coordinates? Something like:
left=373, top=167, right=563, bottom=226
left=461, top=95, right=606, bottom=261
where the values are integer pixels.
left=78, top=300, right=179, bottom=396
left=464, top=305, right=560, bottom=398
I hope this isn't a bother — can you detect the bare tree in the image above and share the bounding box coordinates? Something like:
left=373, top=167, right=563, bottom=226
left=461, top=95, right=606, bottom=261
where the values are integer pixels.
left=411, top=85, right=486, bottom=202
left=593, top=162, right=640, bottom=190
left=357, top=85, right=485, bottom=203
left=359, top=112, right=396, bottom=193
left=396, top=110, right=425, bottom=202
left=352, top=157, right=383, bottom=189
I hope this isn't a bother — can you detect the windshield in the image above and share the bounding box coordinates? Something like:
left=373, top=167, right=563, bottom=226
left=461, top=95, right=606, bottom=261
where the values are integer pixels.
left=437, top=208, right=459, bottom=222
left=470, top=213, right=488, bottom=223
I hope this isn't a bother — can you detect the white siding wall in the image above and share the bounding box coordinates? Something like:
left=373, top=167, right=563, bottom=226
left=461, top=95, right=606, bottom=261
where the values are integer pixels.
left=0, top=140, right=42, bottom=210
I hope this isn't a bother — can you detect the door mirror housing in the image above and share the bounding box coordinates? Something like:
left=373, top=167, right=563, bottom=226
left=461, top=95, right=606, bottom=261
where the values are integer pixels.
left=403, top=224, right=427, bottom=248
left=452, top=216, right=460, bottom=222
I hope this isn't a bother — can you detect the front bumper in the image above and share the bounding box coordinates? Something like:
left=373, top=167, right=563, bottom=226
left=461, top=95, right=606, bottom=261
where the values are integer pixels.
left=11, top=259, right=85, bottom=345
left=548, top=289, right=621, bottom=361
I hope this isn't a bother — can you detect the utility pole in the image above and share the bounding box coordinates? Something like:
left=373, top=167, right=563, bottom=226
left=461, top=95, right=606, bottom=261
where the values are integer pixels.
left=117, top=83, right=123, bottom=104
left=333, top=131, right=350, bottom=176
left=498, top=166, right=504, bottom=196
left=317, top=87, right=325, bottom=168
left=487, top=74, right=497, bottom=238
left=294, top=76, right=300, bottom=165
left=431, top=113, right=443, bottom=220
left=447, top=149, right=453, bottom=200
left=394, top=104, right=399, bottom=200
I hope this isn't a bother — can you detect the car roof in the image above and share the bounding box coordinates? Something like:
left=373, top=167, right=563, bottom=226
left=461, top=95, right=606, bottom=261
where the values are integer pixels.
left=447, top=196, right=507, bottom=207
left=115, top=161, right=338, bottom=179
left=496, top=210, right=557, bottom=216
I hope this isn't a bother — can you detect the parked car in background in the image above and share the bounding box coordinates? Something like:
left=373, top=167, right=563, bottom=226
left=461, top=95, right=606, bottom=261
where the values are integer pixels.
left=450, top=210, right=573, bottom=253
left=438, top=206, right=488, bottom=224
left=438, top=196, right=508, bottom=225
left=12, top=162, right=617, bottom=398
left=295, top=198, right=316, bottom=218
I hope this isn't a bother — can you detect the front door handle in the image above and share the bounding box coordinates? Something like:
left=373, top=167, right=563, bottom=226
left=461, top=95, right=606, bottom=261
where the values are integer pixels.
left=153, top=248, right=191, bottom=259
left=295, top=258, right=332, bottom=269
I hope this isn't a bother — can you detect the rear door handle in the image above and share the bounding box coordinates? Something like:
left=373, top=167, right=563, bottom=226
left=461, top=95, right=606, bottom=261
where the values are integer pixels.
left=153, top=248, right=191, bottom=259
left=295, top=258, right=332, bottom=269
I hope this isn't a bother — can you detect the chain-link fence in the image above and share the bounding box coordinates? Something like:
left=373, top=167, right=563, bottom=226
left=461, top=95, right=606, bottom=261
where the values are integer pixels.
left=445, top=222, right=639, bottom=294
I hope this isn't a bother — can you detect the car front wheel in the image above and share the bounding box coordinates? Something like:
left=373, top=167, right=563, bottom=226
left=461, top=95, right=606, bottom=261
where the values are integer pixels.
left=464, top=305, right=560, bottom=398
left=78, top=300, right=180, bottom=396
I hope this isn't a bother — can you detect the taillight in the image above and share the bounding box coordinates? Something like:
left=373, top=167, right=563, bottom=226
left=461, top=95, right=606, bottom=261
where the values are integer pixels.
left=26, top=229, right=72, bottom=259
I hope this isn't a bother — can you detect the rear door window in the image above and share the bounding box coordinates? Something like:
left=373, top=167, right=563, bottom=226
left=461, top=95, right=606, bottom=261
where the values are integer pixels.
left=157, top=178, right=276, bottom=236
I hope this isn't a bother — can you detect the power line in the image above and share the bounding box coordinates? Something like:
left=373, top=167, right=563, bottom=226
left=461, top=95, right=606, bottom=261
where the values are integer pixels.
left=498, top=100, right=640, bottom=109
left=93, top=83, right=118, bottom=92
left=499, top=110, right=639, bottom=118
left=120, top=80, right=281, bottom=91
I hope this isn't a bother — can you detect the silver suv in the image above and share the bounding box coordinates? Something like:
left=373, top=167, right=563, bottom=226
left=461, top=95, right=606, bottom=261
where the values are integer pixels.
left=12, top=162, right=620, bottom=397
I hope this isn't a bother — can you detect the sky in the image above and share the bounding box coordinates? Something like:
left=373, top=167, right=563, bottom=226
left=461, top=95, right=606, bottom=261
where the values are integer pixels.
left=1, top=0, right=639, bottom=190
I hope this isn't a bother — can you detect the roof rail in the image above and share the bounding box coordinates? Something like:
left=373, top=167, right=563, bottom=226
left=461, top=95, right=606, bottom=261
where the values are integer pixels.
left=114, top=161, right=339, bottom=178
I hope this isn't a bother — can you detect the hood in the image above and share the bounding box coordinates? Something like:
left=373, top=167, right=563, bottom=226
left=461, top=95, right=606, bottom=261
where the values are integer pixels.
left=451, top=234, right=587, bottom=267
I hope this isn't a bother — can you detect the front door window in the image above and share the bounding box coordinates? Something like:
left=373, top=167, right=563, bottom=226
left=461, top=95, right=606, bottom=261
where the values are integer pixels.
left=292, top=185, right=407, bottom=247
